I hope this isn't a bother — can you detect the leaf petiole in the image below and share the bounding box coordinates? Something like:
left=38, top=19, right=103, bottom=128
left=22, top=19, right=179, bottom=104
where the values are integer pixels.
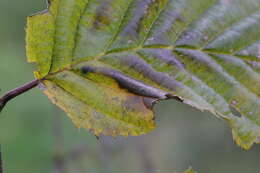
left=0, top=79, right=40, bottom=112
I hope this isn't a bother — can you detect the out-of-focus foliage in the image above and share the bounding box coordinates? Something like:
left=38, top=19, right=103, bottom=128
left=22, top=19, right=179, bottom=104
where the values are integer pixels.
left=26, top=0, right=260, bottom=149
left=183, top=167, right=197, bottom=173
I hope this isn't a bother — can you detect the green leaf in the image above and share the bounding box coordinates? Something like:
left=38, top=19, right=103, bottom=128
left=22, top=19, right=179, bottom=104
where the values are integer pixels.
left=183, top=167, right=197, bottom=173
left=26, top=0, right=260, bottom=149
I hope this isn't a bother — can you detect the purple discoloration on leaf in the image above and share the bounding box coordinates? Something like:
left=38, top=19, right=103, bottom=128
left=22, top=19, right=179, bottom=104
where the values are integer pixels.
left=238, top=41, right=260, bottom=59
left=121, top=55, right=185, bottom=92
left=121, top=0, right=153, bottom=37
left=176, top=49, right=230, bottom=75
left=205, top=11, right=260, bottom=53
left=247, top=60, right=260, bottom=69
left=146, top=14, right=179, bottom=44
left=145, top=49, right=185, bottom=70
left=81, top=65, right=170, bottom=99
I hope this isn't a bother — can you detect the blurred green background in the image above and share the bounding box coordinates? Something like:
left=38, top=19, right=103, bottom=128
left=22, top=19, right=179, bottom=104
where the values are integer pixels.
left=0, top=0, right=260, bottom=173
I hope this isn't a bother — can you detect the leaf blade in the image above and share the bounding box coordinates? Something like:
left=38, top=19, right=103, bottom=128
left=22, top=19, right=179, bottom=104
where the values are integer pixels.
left=26, top=0, right=260, bottom=149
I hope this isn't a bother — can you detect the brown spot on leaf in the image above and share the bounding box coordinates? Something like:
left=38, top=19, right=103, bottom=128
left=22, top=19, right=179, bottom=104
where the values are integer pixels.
left=123, top=96, right=149, bottom=112
left=142, top=97, right=158, bottom=110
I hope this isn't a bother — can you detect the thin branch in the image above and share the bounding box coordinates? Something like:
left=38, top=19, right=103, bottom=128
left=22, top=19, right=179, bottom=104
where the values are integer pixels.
left=0, top=79, right=40, bottom=112
left=0, top=145, right=3, bottom=173
left=53, top=107, right=66, bottom=173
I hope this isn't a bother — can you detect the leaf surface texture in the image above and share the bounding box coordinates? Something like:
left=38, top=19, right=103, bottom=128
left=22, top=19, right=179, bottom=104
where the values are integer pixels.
left=26, top=0, right=260, bottom=149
